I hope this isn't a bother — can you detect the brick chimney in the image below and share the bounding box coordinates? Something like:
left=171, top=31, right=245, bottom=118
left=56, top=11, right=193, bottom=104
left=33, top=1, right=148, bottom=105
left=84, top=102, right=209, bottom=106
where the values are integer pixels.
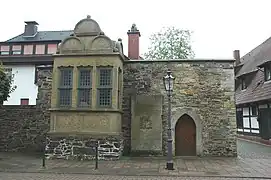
left=23, top=21, right=39, bottom=37
left=233, top=50, right=241, bottom=65
left=127, top=23, right=141, bottom=59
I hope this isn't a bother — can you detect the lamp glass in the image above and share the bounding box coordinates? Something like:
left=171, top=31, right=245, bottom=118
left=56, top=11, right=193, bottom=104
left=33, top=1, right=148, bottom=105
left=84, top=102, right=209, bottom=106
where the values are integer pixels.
left=163, top=73, right=175, bottom=91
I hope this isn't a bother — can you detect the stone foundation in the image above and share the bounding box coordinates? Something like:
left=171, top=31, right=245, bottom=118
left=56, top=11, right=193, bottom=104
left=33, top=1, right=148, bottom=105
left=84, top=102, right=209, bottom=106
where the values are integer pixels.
left=45, top=135, right=123, bottom=160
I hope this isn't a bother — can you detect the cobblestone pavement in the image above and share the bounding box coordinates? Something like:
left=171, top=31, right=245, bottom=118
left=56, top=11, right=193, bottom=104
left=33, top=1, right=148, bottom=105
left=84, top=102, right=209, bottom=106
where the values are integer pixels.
left=0, top=139, right=270, bottom=178
left=0, top=172, right=269, bottom=180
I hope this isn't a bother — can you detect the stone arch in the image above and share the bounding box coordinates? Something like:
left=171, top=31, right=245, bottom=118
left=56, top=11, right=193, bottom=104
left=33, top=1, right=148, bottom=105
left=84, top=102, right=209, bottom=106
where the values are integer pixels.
left=59, top=37, right=84, bottom=53
left=74, top=15, right=101, bottom=36
left=90, top=35, right=113, bottom=51
left=172, top=107, right=202, bottom=156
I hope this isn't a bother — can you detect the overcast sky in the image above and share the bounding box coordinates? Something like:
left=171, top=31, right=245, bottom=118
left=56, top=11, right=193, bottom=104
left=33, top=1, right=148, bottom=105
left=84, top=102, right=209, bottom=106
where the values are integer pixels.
left=0, top=0, right=270, bottom=59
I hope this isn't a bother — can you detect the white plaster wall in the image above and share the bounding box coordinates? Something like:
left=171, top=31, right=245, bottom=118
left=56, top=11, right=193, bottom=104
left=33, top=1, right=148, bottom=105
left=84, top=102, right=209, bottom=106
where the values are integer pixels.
left=3, top=65, right=37, bottom=105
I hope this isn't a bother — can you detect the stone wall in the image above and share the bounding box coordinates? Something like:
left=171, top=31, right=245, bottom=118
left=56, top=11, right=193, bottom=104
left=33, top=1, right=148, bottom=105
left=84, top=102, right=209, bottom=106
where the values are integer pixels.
left=0, top=67, right=52, bottom=153
left=36, top=67, right=52, bottom=113
left=0, top=66, right=123, bottom=159
left=123, top=60, right=237, bottom=157
left=45, top=136, right=122, bottom=160
left=0, top=105, right=48, bottom=152
left=0, top=59, right=237, bottom=158
left=130, top=95, right=163, bottom=156
left=36, top=67, right=124, bottom=160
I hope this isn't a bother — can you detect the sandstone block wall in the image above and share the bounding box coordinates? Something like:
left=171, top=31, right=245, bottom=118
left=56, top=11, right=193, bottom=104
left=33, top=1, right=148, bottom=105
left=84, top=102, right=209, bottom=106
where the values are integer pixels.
left=37, top=68, right=124, bottom=160
left=130, top=95, right=163, bottom=155
left=0, top=60, right=237, bottom=158
left=122, top=60, right=237, bottom=157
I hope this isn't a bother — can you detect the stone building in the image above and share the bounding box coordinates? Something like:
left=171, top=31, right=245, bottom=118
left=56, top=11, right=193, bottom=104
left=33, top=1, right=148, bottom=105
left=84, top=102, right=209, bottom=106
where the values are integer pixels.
left=43, top=16, right=237, bottom=160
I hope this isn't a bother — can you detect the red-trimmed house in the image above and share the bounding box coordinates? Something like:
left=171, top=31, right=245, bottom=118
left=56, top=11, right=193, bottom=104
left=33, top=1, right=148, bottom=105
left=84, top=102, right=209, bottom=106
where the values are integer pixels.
left=0, top=21, right=72, bottom=105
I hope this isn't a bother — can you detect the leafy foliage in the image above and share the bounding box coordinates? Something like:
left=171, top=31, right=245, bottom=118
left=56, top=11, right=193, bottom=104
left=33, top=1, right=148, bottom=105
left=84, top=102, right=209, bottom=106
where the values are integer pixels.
left=0, top=63, right=16, bottom=104
left=144, top=26, right=195, bottom=60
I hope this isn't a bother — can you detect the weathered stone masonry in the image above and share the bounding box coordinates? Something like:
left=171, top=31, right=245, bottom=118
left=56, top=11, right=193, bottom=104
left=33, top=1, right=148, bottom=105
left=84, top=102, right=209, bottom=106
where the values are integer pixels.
left=122, top=60, right=237, bottom=157
left=37, top=67, right=123, bottom=160
left=0, top=15, right=237, bottom=159
left=0, top=105, right=48, bottom=152
left=0, top=59, right=237, bottom=158
left=45, top=136, right=122, bottom=160
left=0, top=67, right=52, bottom=153
left=0, top=67, right=123, bottom=159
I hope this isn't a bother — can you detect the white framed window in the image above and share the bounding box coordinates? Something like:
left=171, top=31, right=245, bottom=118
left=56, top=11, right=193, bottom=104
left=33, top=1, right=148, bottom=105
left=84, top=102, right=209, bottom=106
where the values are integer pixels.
left=12, top=45, right=21, bottom=55
left=0, top=45, right=9, bottom=55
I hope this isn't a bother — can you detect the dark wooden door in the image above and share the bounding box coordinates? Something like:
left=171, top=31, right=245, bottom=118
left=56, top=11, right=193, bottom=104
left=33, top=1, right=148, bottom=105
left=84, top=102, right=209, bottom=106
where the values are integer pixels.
left=259, top=108, right=271, bottom=140
left=175, top=114, right=196, bottom=156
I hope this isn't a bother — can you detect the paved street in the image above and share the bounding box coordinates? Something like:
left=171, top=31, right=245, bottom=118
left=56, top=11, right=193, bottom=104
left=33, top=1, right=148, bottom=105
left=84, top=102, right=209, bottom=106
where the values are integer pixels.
left=0, top=173, right=269, bottom=180
left=0, top=139, right=270, bottom=179
left=237, top=138, right=271, bottom=158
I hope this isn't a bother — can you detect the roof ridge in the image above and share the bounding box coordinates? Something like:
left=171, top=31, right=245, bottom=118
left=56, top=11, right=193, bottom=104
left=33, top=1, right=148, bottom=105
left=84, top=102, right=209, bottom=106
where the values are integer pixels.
left=38, top=30, right=73, bottom=32
left=236, top=35, right=271, bottom=77
left=6, top=30, right=73, bottom=41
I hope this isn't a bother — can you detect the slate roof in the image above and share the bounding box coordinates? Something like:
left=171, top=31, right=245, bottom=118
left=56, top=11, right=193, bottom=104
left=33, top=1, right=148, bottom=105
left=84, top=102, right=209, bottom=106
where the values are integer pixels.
left=236, top=37, right=271, bottom=77
left=6, top=30, right=73, bottom=42
left=235, top=70, right=271, bottom=105
left=235, top=37, right=271, bottom=105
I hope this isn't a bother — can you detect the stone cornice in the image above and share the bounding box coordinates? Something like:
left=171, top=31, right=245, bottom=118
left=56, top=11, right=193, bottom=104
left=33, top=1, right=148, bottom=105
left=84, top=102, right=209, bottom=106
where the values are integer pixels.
left=49, top=108, right=123, bottom=114
left=54, top=52, right=126, bottom=62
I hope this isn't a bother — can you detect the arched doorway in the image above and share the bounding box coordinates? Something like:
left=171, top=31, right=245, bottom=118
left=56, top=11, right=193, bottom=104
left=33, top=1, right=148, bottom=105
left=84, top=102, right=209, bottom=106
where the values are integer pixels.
left=175, top=114, right=196, bottom=156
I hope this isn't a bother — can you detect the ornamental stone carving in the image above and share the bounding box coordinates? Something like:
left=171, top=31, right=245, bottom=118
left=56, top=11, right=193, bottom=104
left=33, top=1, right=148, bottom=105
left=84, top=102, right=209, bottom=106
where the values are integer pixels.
left=113, top=39, right=123, bottom=53
left=57, top=15, right=124, bottom=55
left=74, top=15, right=101, bottom=36
left=100, top=115, right=109, bottom=127
left=59, top=37, right=84, bottom=53
left=139, top=114, right=152, bottom=130
left=91, top=36, right=113, bottom=51
left=83, top=115, right=97, bottom=130
left=56, top=115, right=81, bottom=132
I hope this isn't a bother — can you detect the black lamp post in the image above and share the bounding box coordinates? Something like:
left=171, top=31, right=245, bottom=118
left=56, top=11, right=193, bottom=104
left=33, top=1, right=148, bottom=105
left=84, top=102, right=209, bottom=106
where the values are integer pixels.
left=163, top=69, right=175, bottom=170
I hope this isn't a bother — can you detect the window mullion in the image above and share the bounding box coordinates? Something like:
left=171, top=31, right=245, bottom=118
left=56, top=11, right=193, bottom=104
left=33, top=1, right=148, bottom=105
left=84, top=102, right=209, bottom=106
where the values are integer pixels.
left=97, top=68, right=112, bottom=107
left=58, top=68, right=73, bottom=108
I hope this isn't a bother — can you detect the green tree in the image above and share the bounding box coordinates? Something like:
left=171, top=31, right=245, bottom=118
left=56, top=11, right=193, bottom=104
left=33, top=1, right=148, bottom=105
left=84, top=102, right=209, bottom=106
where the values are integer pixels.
left=144, top=26, right=195, bottom=60
left=0, top=63, right=16, bottom=104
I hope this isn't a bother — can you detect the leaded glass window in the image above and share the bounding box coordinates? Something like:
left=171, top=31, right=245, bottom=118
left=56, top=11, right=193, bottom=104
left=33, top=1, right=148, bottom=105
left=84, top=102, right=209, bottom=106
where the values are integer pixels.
left=58, top=68, right=73, bottom=107
left=78, top=68, right=92, bottom=107
left=97, top=68, right=112, bottom=107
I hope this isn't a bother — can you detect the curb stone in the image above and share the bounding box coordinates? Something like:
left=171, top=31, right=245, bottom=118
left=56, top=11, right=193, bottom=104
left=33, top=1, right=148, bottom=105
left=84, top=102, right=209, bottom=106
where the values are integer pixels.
left=0, top=169, right=270, bottom=179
